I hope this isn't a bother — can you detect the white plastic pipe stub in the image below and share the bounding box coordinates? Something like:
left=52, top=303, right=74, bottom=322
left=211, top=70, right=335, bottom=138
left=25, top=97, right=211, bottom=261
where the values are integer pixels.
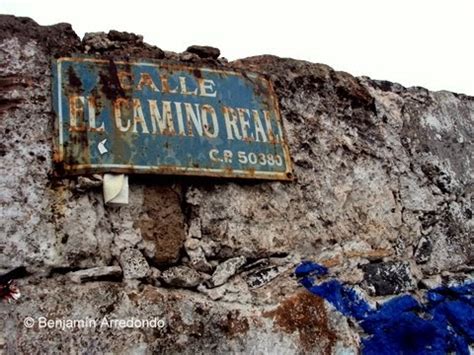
left=103, top=174, right=129, bottom=206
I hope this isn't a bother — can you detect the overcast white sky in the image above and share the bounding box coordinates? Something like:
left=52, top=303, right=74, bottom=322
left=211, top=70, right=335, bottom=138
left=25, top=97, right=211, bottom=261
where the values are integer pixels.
left=2, top=0, right=473, bottom=95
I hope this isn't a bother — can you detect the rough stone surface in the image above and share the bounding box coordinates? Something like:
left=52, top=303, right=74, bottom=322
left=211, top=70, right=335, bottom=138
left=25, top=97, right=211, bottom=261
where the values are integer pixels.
left=137, top=184, right=186, bottom=264
left=0, top=14, right=473, bottom=354
left=161, top=266, right=207, bottom=288
left=118, top=248, right=150, bottom=279
left=210, top=256, right=247, bottom=287
left=0, top=281, right=358, bottom=354
left=244, top=263, right=290, bottom=289
left=83, top=30, right=164, bottom=58
left=361, top=261, right=416, bottom=296
left=186, top=45, right=221, bottom=59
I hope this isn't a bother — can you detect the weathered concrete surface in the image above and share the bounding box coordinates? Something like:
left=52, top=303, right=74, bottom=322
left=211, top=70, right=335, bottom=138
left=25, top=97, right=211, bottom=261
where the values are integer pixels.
left=1, top=281, right=357, bottom=354
left=0, top=14, right=472, bottom=354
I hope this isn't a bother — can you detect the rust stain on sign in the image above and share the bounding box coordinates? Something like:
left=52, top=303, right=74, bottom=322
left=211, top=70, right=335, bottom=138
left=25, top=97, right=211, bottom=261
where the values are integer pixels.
left=52, top=57, right=293, bottom=180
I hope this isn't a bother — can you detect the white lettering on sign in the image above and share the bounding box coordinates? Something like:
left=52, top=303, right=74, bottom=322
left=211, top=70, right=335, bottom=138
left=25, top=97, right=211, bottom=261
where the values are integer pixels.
left=67, top=68, right=283, bottom=143
left=69, top=94, right=282, bottom=143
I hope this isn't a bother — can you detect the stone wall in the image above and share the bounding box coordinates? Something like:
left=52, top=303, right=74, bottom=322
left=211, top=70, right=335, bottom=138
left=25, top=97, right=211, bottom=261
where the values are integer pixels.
left=0, top=15, right=472, bottom=354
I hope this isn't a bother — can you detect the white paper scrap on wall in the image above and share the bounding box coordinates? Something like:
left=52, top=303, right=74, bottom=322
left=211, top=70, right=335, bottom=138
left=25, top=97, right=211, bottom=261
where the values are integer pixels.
left=103, top=174, right=129, bottom=206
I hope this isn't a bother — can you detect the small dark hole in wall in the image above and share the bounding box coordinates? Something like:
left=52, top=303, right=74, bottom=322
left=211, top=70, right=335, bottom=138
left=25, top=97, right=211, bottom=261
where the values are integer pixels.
left=464, top=208, right=472, bottom=219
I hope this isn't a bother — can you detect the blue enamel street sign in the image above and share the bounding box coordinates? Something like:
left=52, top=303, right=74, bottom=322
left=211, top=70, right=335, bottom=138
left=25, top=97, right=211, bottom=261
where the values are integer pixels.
left=52, top=58, right=293, bottom=180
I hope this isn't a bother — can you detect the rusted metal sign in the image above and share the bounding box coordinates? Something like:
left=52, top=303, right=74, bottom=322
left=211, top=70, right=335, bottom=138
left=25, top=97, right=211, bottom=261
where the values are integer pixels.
left=52, top=58, right=292, bottom=180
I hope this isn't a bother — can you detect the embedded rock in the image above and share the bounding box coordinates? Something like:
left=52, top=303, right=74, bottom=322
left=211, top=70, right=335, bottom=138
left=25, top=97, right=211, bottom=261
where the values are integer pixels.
left=118, top=248, right=150, bottom=279
left=137, top=184, right=186, bottom=264
left=210, top=256, right=247, bottom=287
left=245, top=265, right=288, bottom=289
left=83, top=30, right=164, bottom=58
left=67, top=266, right=122, bottom=283
left=361, top=261, right=416, bottom=296
left=186, top=45, right=220, bottom=59
left=82, top=32, right=115, bottom=51
left=161, top=266, right=206, bottom=288
left=414, top=236, right=432, bottom=264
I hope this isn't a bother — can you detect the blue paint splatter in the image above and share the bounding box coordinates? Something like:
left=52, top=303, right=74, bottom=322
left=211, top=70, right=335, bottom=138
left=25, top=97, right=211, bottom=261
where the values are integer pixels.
left=296, top=261, right=474, bottom=354
left=295, top=261, right=328, bottom=277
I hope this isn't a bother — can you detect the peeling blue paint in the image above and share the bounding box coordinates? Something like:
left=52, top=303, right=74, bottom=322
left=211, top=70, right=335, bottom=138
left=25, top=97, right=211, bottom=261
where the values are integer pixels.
left=296, top=261, right=474, bottom=354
